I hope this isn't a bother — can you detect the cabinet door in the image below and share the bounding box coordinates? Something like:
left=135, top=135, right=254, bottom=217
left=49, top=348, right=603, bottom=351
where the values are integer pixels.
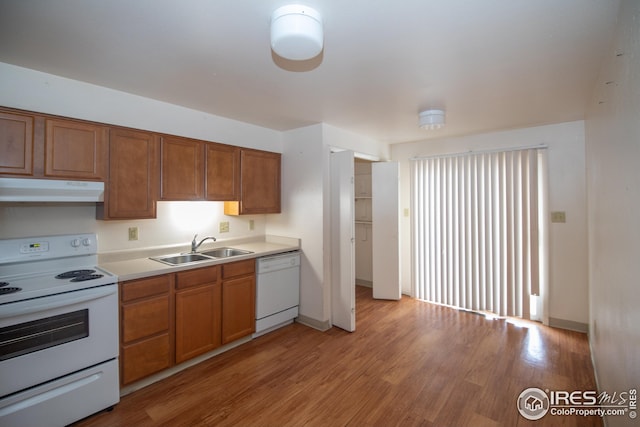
left=0, top=110, right=34, bottom=176
left=121, top=334, right=171, bottom=385
left=160, top=136, right=204, bottom=200
left=222, top=274, right=256, bottom=344
left=175, top=283, right=222, bottom=363
left=44, top=118, right=108, bottom=180
left=224, top=149, right=281, bottom=215
left=102, top=128, right=158, bottom=219
left=205, top=143, right=240, bottom=201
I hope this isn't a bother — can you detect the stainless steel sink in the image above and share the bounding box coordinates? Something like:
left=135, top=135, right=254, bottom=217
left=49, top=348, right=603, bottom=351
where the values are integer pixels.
left=150, top=253, right=214, bottom=266
left=199, top=247, right=253, bottom=258
left=150, top=247, right=253, bottom=266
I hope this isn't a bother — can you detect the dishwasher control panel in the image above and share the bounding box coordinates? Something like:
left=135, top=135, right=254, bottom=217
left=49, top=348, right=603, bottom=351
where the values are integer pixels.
left=257, top=251, right=301, bottom=274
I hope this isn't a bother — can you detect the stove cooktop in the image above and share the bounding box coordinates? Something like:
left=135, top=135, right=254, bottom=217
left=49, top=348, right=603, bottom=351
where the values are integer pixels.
left=0, top=266, right=116, bottom=305
left=0, top=233, right=120, bottom=305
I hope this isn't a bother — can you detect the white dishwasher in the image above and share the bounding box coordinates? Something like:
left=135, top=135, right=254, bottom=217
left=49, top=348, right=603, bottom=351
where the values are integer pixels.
left=255, top=251, right=300, bottom=337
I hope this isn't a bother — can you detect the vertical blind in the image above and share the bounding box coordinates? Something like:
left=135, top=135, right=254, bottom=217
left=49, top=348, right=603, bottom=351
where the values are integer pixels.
left=411, top=148, right=547, bottom=319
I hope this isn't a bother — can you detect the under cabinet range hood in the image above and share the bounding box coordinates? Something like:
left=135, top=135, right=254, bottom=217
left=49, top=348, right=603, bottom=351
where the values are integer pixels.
left=0, top=178, right=105, bottom=202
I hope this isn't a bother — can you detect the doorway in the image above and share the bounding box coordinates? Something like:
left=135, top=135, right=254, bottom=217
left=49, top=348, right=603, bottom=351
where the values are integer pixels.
left=330, top=150, right=401, bottom=333
left=354, top=158, right=373, bottom=288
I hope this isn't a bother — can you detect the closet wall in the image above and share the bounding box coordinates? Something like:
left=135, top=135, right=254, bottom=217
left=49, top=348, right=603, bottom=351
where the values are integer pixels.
left=354, top=159, right=373, bottom=286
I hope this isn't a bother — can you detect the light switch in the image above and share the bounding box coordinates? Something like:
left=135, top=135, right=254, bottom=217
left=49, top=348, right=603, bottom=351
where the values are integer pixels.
left=551, top=211, right=566, bottom=223
left=219, top=221, right=230, bottom=233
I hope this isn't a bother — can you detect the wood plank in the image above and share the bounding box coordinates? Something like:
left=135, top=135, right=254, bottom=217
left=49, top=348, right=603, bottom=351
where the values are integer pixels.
left=73, top=286, right=602, bottom=427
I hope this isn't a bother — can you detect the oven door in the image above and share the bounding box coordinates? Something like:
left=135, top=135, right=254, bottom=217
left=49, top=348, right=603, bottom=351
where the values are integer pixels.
left=0, top=284, right=118, bottom=397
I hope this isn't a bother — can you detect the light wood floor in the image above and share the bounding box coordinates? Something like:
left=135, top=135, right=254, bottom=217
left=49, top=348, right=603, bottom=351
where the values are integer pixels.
left=74, top=286, right=601, bottom=427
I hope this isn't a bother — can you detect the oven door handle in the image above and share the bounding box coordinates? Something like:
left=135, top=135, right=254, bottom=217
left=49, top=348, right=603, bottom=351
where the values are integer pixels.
left=0, top=285, right=117, bottom=319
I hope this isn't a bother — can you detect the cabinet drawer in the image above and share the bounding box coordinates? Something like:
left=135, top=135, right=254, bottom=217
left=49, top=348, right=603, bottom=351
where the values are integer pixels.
left=122, top=295, right=170, bottom=343
left=176, top=265, right=218, bottom=290
left=222, top=259, right=255, bottom=279
left=121, top=275, right=171, bottom=302
left=121, top=334, right=171, bottom=385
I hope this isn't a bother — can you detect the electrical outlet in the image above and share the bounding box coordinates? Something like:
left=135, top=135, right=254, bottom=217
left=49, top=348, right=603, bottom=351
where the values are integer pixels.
left=249, top=219, right=255, bottom=231
left=404, top=208, right=410, bottom=217
left=219, top=221, right=230, bottom=233
left=128, top=227, right=139, bottom=241
left=550, top=211, right=566, bottom=223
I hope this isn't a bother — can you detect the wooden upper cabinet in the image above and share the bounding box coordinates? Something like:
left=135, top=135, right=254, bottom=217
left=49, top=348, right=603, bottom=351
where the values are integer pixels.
left=100, top=128, right=159, bottom=220
left=1, top=107, right=281, bottom=219
left=44, top=118, right=108, bottom=180
left=205, top=143, right=240, bottom=201
left=160, top=136, right=204, bottom=200
left=224, top=149, right=281, bottom=215
left=0, top=110, right=35, bottom=176
left=0, top=110, right=108, bottom=180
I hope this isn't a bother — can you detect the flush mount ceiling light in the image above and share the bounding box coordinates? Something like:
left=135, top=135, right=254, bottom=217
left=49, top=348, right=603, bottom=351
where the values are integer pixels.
left=419, top=109, right=446, bottom=130
left=271, top=5, right=323, bottom=61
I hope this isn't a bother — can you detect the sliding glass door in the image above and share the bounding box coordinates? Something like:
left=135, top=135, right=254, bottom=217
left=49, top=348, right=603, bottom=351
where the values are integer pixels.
left=411, top=147, right=548, bottom=320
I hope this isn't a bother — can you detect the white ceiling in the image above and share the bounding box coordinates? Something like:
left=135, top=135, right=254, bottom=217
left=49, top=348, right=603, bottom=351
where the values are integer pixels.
left=0, top=0, right=620, bottom=144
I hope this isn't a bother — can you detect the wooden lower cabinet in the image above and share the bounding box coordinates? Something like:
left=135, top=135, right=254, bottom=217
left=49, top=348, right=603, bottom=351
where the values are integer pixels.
left=222, top=259, right=256, bottom=344
left=121, top=334, right=172, bottom=386
left=120, top=261, right=255, bottom=386
left=175, top=266, right=221, bottom=363
left=120, top=274, right=173, bottom=386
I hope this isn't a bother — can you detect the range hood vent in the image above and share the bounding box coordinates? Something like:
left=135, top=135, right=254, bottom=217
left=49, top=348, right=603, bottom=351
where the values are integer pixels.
left=0, top=178, right=105, bottom=202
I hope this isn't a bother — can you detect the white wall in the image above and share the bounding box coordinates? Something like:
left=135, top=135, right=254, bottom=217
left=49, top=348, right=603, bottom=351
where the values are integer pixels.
left=0, top=63, right=281, bottom=251
left=585, top=0, right=640, bottom=424
left=323, top=124, right=390, bottom=161
left=0, top=201, right=266, bottom=252
left=0, top=62, right=281, bottom=151
left=392, top=121, right=589, bottom=327
left=266, top=123, right=386, bottom=326
left=266, top=124, right=327, bottom=323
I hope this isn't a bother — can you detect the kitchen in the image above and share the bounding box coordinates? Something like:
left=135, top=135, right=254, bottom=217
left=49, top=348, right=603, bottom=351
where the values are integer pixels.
left=0, top=103, right=307, bottom=425
left=0, top=1, right=639, bottom=426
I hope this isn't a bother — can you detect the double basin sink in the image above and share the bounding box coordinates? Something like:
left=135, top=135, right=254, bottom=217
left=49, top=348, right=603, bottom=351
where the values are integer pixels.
left=150, top=247, right=253, bottom=266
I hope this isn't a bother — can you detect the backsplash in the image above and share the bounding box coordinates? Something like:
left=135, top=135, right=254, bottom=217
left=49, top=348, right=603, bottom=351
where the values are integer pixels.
left=0, top=201, right=266, bottom=252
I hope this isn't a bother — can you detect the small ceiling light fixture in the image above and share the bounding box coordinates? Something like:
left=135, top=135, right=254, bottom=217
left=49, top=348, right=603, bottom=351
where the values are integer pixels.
left=271, top=5, right=323, bottom=61
left=419, top=109, right=446, bottom=130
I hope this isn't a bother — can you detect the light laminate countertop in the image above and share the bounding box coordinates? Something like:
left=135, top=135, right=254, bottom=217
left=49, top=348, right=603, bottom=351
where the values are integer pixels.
left=98, top=235, right=300, bottom=282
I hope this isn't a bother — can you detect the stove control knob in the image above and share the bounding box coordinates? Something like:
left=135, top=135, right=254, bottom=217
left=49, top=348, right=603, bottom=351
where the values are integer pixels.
left=82, top=238, right=92, bottom=247
left=71, top=238, right=81, bottom=248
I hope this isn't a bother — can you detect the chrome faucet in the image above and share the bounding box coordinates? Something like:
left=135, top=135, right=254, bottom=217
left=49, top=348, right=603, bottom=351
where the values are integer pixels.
left=191, top=234, right=217, bottom=253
